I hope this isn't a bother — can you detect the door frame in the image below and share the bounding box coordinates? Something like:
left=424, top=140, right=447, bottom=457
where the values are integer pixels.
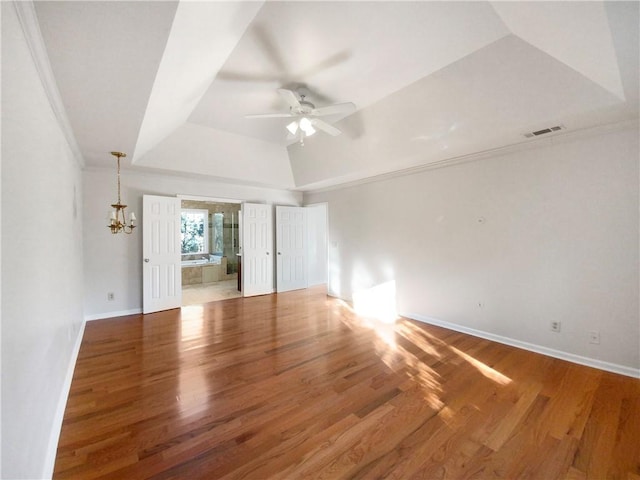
left=177, top=194, right=242, bottom=301
left=177, top=194, right=242, bottom=204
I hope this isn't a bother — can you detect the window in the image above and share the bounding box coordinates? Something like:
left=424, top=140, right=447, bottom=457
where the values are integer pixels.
left=181, top=209, right=208, bottom=254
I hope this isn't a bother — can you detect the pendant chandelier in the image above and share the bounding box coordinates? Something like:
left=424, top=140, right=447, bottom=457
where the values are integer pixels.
left=108, top=151, right=136, bottom=234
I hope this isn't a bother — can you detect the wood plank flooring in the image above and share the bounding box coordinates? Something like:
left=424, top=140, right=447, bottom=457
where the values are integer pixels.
left=54, top=286, right=640, bottom=479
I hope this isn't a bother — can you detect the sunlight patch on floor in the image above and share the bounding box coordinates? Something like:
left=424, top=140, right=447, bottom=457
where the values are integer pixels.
left=400, top=322, right=512, bottom=386
left=335, top=283, right=446, bottom=409
left=353, top=280, right=398, bottom=324
left=334, top=285, right=513, bottom=412
left=449, top=345, right=512, bottom=385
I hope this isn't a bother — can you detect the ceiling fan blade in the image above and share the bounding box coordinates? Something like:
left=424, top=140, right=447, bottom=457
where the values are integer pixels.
left=253, top=24, right=289, bottom=75
left=312, top=102, right=356, bottom=117
left=245, top=112, right=295, bottom=119
left=296, top=50, right=352, bottom=79
left=277, top=88, right=301, bottom=109
left=217, top=71, right=284, bottom=82
left=311, top=118, right=342, bottom=136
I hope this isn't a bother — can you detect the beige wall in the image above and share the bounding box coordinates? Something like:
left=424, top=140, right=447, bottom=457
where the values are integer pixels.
left=305, top=126, right=639, bottom=374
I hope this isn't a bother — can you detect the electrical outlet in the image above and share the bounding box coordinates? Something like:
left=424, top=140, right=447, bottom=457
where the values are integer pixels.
left=478, top=301, right=484, bottom=308
left=550, top=321, right=561, bottom=333
left=107, top=292, right=115, bottom=301
left=588, top=331, right=600, bottom=344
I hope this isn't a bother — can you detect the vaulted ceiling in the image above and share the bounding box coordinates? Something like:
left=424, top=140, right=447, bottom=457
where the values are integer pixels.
left=34, top=1, right=639, bottom=191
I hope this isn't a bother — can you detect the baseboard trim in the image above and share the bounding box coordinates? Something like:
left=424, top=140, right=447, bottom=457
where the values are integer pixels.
left=42, top=319, right=86, bottom=479
left=85, top=308, right=142, bottom=321
left=401, top=312, right=640, bottom=379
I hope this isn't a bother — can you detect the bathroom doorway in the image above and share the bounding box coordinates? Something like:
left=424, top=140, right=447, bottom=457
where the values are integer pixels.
left=180, top=199, right=241, bottom=306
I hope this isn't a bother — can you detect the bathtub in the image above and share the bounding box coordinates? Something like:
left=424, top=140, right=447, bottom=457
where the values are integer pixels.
left=181, top=255, right=222, bottom=266
left=181, top=256, right=227, bottom=285
left=181, top=259, right=209, bottom=266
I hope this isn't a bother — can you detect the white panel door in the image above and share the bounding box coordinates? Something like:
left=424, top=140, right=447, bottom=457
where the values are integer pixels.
left=306, top=204, right=328, bottom=286
left=242, top=203, right=273, bottom=297
left=276, top=206, right=308, bottom=293
left=143, top=195, right=182, bottom=313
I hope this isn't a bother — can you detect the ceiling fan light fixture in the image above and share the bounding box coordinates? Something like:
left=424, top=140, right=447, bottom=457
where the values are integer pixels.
left=299, top=117, right=315, bottom=136
left=286, top=121, right=299, bottom=135
left=247, top=88, right=353, bottom=142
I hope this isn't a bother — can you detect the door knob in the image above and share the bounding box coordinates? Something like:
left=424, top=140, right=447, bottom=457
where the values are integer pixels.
left=277, top=252, right=281, bottom=255
left=266, top=252, right=270, bottom=255
left=144, top=258, right=150, bottom=263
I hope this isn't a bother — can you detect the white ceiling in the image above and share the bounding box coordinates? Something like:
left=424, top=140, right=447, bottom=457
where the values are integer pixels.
left=34, top=1, right=639, bottom=191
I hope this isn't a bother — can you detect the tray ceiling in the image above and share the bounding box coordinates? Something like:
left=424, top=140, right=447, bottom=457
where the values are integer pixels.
left=34, top=1, right=639, bottom=190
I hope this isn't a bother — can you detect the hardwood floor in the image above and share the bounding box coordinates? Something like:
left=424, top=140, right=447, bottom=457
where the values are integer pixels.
left=55, top=286, right=640, bottom=479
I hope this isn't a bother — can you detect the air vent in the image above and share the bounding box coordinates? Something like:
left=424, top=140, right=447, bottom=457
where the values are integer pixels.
left=523, top=125, right=564, bottom=138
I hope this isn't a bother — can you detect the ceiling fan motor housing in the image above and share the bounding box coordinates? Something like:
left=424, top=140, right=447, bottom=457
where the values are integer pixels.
left=293, top=96, right=315, bottom=115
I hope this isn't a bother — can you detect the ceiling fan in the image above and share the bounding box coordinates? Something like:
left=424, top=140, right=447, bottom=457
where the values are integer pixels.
left=246, top=88, right=356, bottom=143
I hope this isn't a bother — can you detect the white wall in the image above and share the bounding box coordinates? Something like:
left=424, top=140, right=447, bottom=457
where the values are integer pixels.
left=305, top=126, right=639, bottom=375
left=83, top=168, right=302, bottom=318
left=2, top=3, right=85, bottom=478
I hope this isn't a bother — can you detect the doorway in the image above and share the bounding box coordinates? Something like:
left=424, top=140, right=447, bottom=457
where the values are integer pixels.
left=180, top=199, right=241, bottom=306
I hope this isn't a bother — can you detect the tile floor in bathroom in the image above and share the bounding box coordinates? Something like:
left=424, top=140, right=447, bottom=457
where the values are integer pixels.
left=182, top=279, right=241, bottom=306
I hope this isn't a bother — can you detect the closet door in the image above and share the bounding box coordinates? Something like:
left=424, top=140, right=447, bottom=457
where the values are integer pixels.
left=242, top=203, right=274, bottom=296
left=276, top=206, right=308, bottom=293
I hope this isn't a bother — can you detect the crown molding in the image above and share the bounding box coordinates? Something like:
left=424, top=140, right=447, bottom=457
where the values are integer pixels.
left=82, top=163, right=300, bottom=194
left=301, top=118, right=639, bottom=196
left=13, top=1, right=85, bottom=168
